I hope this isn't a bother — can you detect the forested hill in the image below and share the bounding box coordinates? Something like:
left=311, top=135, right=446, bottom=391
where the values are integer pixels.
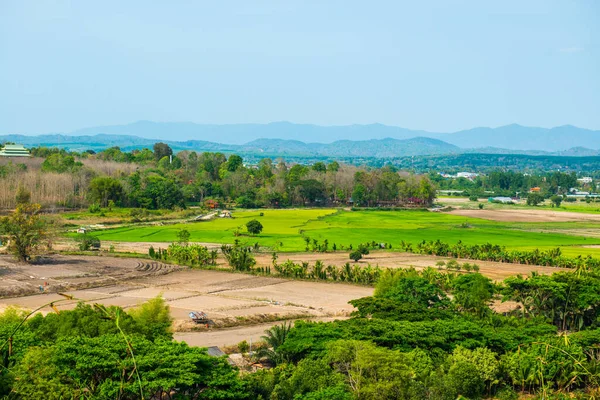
left=392, top=153, right=600, bottom=173
left=0, top=134, right=459, bottom=158
left=3, top=131, right=600, bottom=161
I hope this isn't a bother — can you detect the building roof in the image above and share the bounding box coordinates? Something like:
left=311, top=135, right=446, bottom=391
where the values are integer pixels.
left=0, top=144, right=30, bottom=157
left=206, top=346, right=226, bottom=357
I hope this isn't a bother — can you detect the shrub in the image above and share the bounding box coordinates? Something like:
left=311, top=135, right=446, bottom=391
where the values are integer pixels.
left=526, top=193, right=544, bottom=206
left=447, top=259, right=460, bottom=270
left=238, top=340, right=250, bottom=354
left=550, top=195, right=563, bottom=208
left=221, top=244, right=256, bottom=271
left=177, top=229, right=191, bottom=244
left=76, top=234, right=100, bottom=251
left=445, top=361, right=485, bottom=399
left=88, top=203, right=101, bottom=213
left=128, top=296, right=173, bottom=341
left=349, top=250, right=363, bottom=262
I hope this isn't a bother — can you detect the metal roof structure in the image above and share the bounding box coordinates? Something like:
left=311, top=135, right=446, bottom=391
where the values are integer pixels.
left=0, top=144, right=30, bottom=157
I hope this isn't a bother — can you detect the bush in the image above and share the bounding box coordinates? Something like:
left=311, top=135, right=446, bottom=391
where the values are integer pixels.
left=526, top=193, right=544, bottom=206
left=357, top=244, right=370, bottom=255
left=238, top=340, right=250, bottom=354
left=127, top=296, right=173, bottom=341
left=478, top=203, right=484, bottom=209
left=550, top=195, right=563, bottom=208
left=445, top=361, right=485, bottom=399
left=469, top=195, right=478, bottom=201
left=76, top=234, right=100, bottom=251
left=496, top=386, right=518, bottom=400
left=221, top=244, right=256, bottom=271
left=177, top=229, right=191, bottom=244
left=88, top=203, right=101, bottom=213
left=349, top=250, right=363, bottom=262
left=447, top=259, right=460, bottom=270
left=129, top=208, right=151, bottom=222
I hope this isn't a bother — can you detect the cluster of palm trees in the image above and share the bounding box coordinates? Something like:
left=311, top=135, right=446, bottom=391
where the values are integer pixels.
left=270, top=259, right=383, bottom=285
left=267, top=259, right=477, bottom=286
left=399, top=240, right=600, bottom=269
left=300, top=237, right=393, bottom=253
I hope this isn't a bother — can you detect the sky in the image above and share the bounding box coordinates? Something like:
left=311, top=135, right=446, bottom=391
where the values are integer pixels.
left=0, top=0, right=598, bottom=135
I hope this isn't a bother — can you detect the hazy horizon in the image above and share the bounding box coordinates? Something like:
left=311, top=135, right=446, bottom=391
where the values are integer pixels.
left=2, top=119, right=597, bottom=139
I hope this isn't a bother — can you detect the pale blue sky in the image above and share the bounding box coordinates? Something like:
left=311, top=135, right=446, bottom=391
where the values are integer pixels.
left=0, top=0, right=598, bottom=134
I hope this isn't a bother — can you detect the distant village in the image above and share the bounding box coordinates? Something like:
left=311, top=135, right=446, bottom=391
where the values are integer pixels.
left=439, top=171, right=600, bottom=203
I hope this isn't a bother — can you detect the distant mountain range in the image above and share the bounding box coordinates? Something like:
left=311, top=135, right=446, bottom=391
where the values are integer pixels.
left=2, top=121, right=600, bottom=158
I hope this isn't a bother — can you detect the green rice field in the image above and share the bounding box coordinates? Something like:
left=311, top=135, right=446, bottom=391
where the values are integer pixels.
left=90, top=209, right=600, bottom=256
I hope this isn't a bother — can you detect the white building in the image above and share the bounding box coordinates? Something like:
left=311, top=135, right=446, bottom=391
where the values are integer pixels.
left=456, top=172, right=478, bottom=180
left=577, top=177, right=593, bottom=184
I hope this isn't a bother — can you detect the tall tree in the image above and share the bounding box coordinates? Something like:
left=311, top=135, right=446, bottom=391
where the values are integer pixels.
left=153, top=142, right=173, bottom=161
left=88, top=177, right=124, bottom=207
left=0, top=203, right=48, bottom=262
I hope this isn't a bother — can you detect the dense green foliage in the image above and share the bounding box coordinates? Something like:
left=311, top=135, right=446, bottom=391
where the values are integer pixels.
left=0, top=298, right=247, bottom=399
left=247, top=268, right=600, bottom=399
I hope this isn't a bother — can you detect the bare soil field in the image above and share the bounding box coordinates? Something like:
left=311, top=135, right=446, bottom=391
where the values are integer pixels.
left=0, top=255, right=371, bottom=346
left=437, top=197, right=470, bottom=204
left=448, top=208, right=600, bottom=222
left=53, top=240, right=221, bottom=254
left=0, top=252, right=565, bottom=346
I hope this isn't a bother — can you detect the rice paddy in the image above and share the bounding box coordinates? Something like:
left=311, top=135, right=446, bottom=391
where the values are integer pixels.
left=90, top=208, right=600, bottom=257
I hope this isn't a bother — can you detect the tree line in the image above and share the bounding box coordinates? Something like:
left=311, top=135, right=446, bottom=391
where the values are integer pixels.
left=1, top=143, right=437, bottom=210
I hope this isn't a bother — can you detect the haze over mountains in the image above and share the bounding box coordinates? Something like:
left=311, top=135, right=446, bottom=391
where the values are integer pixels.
left=2, top=121, right=600, bottom=157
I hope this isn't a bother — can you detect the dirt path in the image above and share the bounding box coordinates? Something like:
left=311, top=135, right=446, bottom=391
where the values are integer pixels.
left=175, top=317, right=343, bottom=348
left=448, top=208, right=600, bottom=222
left=53, top=240, right=221, bottom=254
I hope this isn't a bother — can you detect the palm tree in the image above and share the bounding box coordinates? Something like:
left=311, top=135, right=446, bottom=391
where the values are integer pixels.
left=255, top=322, right=292, bottom=365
